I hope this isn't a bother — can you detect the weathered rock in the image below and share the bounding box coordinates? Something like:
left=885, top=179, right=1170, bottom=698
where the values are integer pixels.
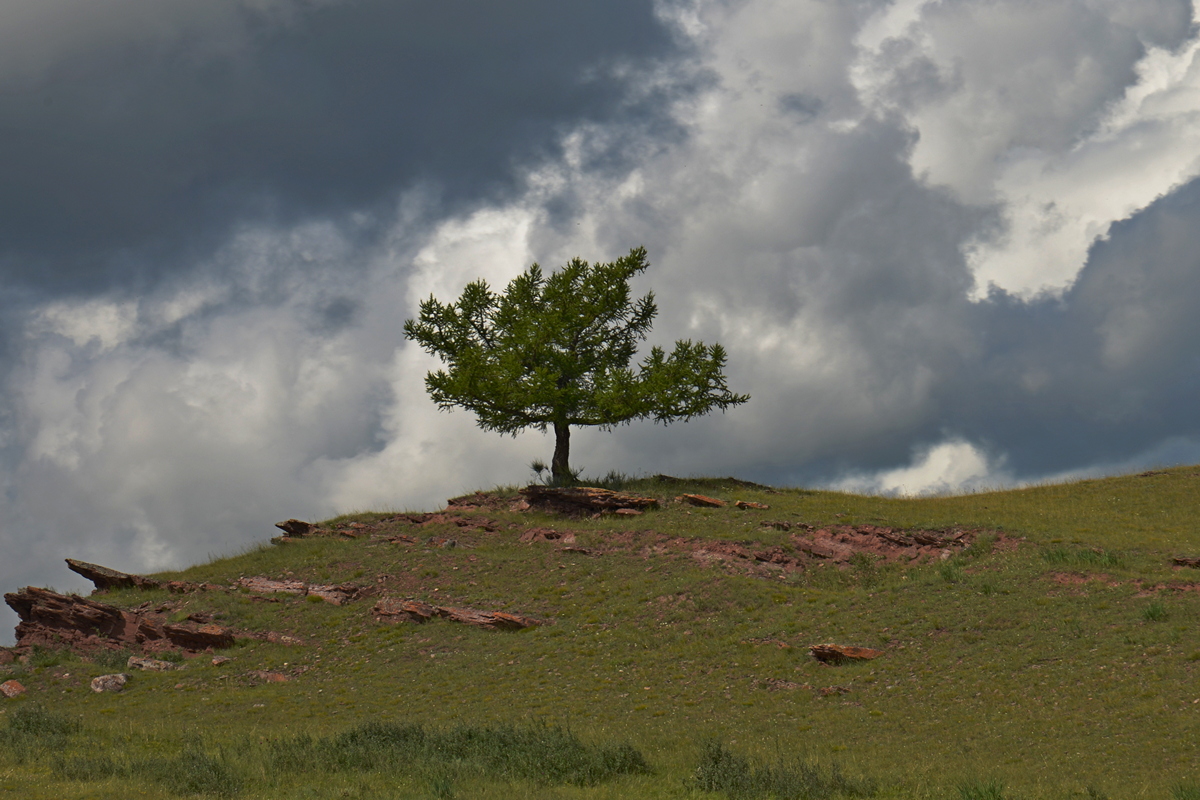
left=797, top=536, right=856, bottom=561
left=373, top=598, right=544, bottom=630
left=127, top=656, right=177, bottom=671
left=234, top=576, right=361, bottom=605
left=734, top=501, right=770, bottom=510
left=66, top=559, right=162, bottom=592
left=4, top=587, right=233, bottom=653
left=212, top=656, right=233, bottom=666
left=679, top=494, right=726, bottom=508
left=809, top=644, right=883, bottom=664
left=0, top=680, right=25, bottom=698
left=275, top=519, right=315, bottom=537
left=249, top=670, right=289, bottom=683
left=90, top=673, right=128, bottom=693
left=1172, top=556, right=1200, bottom=568
left=0, top=648, right=15, bottom=665
left=789, top=525, right=976, bottom=564
left=519, top=528, right=576, bottom=544
left=519, top=486, right=659, bottom=515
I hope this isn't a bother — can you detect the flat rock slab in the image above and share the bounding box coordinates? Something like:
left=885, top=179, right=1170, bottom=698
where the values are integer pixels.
left=127, top=657, right=178, bottom=671
left=66, top=559, right=162, bottom=591
left=809, top=644, right=884, bottom=664
left=0, top=680, right=25, bottom=698
left=679, top=494, right=727, bottom=508
left=235, top=576, right=361, bottom=605
left=374, top=598, right=545, bottom=630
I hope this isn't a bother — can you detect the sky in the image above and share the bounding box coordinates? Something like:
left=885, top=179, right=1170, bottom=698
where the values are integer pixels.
left=3, top=0, right=1200, bottom=644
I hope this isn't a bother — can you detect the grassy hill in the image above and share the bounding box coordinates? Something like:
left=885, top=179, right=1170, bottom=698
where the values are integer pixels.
left=3, top=466, right=1200, bottom=799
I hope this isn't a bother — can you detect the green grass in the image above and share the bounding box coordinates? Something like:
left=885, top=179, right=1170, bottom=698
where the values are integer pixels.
left=2, top=465, right=1200, bottom=798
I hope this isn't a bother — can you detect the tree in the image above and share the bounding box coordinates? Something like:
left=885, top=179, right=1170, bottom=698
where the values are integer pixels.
left=403, top=246, right=749, bottom=484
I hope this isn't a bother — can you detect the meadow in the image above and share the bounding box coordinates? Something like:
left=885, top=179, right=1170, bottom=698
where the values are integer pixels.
left=2, top=466, right=1200, bottom=799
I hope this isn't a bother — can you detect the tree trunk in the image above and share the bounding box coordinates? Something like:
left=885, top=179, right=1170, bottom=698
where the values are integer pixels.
left=551, top=422, right=572, bottom=485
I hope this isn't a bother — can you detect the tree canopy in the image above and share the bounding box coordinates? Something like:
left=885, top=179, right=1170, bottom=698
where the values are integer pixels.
left=403, top=247, right=749, bottom=483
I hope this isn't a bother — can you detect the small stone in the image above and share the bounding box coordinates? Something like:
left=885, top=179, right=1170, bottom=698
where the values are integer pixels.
left=211, top=656, right=232, bottom=666
left=0, top=680, right=26, bottom=698
left=90, top=673, right=128, bottom=693
left=734, top=501, right=770, bottom=510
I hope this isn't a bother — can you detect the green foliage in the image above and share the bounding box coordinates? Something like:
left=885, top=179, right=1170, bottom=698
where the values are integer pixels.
left=264, top=720, right=650, bottom=787
left=404, top=247, right=748, bottom=480
left=691, top=740, right=875, bottom=799
left=8, top=466, right=1200, bottom=799
left=959, top=779, right=1006, bottom=800
left=1173, top=783, right=1200, bottom=800
left=1143, top=600, right=1168, bottom=622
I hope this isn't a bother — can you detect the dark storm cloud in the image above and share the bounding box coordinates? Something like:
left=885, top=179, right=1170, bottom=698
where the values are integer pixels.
left=0, top=0, right=685, bottom=294
left=944, top=177, right=1200, bottom=476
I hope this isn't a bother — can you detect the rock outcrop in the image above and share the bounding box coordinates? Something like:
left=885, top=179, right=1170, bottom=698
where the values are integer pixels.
left=373, top=598, right=545, bottom=630
left=519, top=486, right=659, bottom=515
left=234, top=576, right=363, bottom=605
left=3, top=587, right=234, bottom=653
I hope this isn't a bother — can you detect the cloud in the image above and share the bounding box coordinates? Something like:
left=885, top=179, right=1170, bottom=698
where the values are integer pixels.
left=830, top=439, right=1006, bottom=496
left=5, top=0, right=1200, bottom=645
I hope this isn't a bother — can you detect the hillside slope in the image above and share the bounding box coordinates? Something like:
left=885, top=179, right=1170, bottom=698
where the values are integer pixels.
left=2, top=467, right=1200, bottom=799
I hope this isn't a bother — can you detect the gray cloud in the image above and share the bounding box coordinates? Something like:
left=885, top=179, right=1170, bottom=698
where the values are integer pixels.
left=4, top=0, right=1200, bottom=645
left=0, top=0, right=686, bottom=293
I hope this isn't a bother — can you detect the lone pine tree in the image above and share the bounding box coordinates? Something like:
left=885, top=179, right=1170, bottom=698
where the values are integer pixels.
left=403, top=247, right=749, bottom=484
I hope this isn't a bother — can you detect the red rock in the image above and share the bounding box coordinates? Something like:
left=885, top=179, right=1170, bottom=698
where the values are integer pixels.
left=679, top=494, right=727, bottom=508
left=235, top=576, right=361, bottom=605
left=809, top=644, right=884, bottom=664
left=734, top=501, right=770, bottom=510
left=0, top=649, right=14, bottom=665
left=519, top=486, right=659, bottom=514
left=66, top=559, right=162, bottom=591
left=0, top=680, right=25, bottom=698
left=4, top=587, right=232, bottom=653
left=373, top=598, right=544, bottom=630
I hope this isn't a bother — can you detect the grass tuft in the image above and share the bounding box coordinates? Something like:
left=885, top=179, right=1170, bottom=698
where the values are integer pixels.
left=691, top=740, right=875, bottom=799
left=958, top=779, right=1006, bottom=800
left=1143, top=600, right=1168, bottom=622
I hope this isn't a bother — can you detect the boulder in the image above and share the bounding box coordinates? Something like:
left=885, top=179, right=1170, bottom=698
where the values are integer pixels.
left=0, top=680, right=25, bottom=698
left=274, top=519, right=315, bottom=537
left=90, top=673, right=128, bottom=693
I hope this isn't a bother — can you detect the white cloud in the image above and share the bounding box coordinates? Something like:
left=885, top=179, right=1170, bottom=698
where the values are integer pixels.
left=830, top=439, right=1007, bottom=496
